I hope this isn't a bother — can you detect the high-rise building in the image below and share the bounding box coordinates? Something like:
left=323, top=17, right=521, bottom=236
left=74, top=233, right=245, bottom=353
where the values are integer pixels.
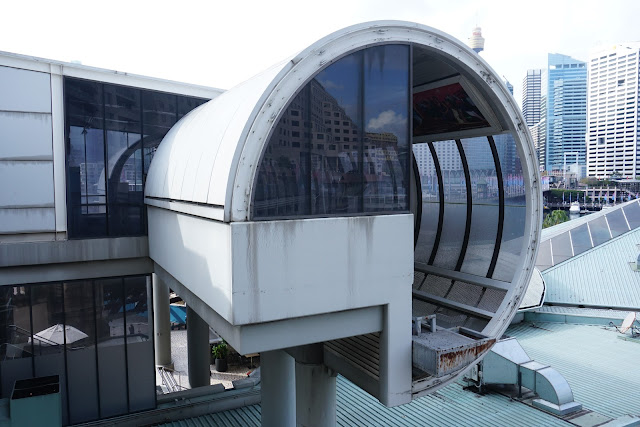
left=543, top=53, right=587, bottom=172
left=586, top=43, right=640, bottom=178
left=522, top=69, right=542, bottom=127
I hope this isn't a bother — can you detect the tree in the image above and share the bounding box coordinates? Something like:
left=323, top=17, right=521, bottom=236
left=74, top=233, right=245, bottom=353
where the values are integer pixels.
left=543, top=210, right=569, bottom=229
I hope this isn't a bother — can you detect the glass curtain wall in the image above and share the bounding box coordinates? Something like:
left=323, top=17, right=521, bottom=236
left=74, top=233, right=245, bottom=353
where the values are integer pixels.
left=0, top=276, right=153, bottom=425
left=253, top=44, right=410, bottom=218
left=65, top=78, right=208, bottom=238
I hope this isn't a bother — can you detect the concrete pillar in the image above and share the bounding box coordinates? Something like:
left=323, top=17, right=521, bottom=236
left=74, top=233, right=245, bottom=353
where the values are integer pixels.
left=261, top=350, right=295, bottom=427
left=295, top=362, right=336, bottom=427
left=186, top=305, right=210, bottom=388
left=379, top=301, right=412, bottom=407
left=152, top=273, right=173, bottom=368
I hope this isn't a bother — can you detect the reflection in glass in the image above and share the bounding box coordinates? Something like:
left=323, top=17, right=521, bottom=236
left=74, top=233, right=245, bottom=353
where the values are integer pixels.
left=570, top=223, right=593, bottom=256
left=460, top=138, right=499, bottom=276
left=105, top=85, right=143, bottom=236
left=363, top=45, right=409, bottom=212
left=413, top=143, right=439, bottom=264
left=254, top=44, right=410, bottom=218
left=31, top=283, right=68, bottom=425
left=492, top=133, right=526, bottom=282
left=432, top=141, right=466, bottom=270
left=66, top=79, right=107, bottom=237
left=606, top=209, right=629, bottom=238
left=623, top=201, right=640, bottom=229
left=550, top=232, right=573, bottom=265
left=0, top=286, right=33, bottom=398
left=65, top=77, right=208, bottom=238
left=95, top=278, right=128, bottom=418
left=64, top=281, right=99, bottom=423
left=589, top=216, right=611, bottom=246
left=124, top=277, right=154, bottom=412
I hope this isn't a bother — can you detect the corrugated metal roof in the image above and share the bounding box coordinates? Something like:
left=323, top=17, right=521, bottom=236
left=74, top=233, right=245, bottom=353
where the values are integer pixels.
left=159, top=405, right=262, bottom=427
left=542, top=227, right=640, bottom=308
left=507, top=321, right=640, bottom=419
left=158, top=323, right=640, bottom=426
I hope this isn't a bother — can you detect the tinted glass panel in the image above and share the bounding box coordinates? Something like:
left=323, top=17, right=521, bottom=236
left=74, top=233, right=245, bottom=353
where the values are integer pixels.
left=31, top=283, right=68, bottom=425
left=622, top=201, right=640, bottom=229
left=66, top=79, right=107, bottom=237
left=492, top=133, right=526, bottom=282
left=413, top=143, right=439, bottom=264
left=124, top=277, right=154, bottom=412
left=95, top=278, right=128, bottom=418
left=363, top=45, right=409, bottom=212
left=570, top=223, right=592, bottom=256
left=64, top=281, right=99, bottom=423
left=606, top=209, right=629, bottom=237
left=142, top=91, right=177, bottom=175
left=432, top=141, right=466, bottom=270
left=588, top=216, right=611, bottom=246
left=0, top=286, right=33, bottom=398
left=65, top=78, right=206, bottom=238
left=536, top=239, right=553, bottom=270
left=551, top=232, right=573, bottom=265
left=460, top=138, right=499, bottom=276
left=105, top=85, right=144, bottom=236
left=178, top=96, right=208, bottom=118
left=311, top=52, right=362, bottom=215
left=254, top=45, right=410, bottom=219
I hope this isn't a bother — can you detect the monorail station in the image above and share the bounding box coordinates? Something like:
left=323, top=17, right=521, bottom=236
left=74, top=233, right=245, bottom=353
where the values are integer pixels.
left=0, top=22, right=541, bottom=426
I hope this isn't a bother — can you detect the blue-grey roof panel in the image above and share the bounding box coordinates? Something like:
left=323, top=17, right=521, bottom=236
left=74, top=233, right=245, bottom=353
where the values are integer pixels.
left=542, top=228, right=640, bottom=308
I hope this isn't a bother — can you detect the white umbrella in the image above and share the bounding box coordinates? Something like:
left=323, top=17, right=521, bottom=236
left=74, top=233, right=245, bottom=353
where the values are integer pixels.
left=31, top=324, right=88, bottom=345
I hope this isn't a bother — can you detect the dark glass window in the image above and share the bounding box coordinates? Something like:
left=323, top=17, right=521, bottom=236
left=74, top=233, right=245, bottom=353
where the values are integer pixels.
left=66, top=79, right=107, bottom=237
left=253, top=44, right=410, bottom=219
left=65, top=77, right=208, bottom=238
left=0, top=276, right=154, bottom=424
left=0, top=286, right=33, bottom=399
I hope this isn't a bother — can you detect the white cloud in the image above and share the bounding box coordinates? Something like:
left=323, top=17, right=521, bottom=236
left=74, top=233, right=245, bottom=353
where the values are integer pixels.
left=367, top=110, right=407, bottom=131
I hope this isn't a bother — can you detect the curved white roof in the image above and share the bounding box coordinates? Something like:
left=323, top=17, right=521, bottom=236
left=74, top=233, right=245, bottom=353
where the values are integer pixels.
left=145, top=20, right=534, bottom=223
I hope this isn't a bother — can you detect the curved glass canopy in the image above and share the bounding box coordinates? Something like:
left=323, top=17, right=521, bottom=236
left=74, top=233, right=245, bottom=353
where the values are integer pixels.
left=252, top=43, right=529, bottom=334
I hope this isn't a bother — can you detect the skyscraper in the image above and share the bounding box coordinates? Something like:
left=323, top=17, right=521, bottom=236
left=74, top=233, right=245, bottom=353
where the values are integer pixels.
left=586, top=43, right=640, bottom=178
left=543, top=53, right=587, bottom=172
left=522, top=69, right=542, bottom=127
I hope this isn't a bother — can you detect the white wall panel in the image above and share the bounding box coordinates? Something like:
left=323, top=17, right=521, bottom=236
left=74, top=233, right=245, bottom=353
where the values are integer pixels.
left=0, top=161, right=54, bottom=207
left=0, top=66, right=51, bottom=113
left=0, top=207, right=55, bottom=233
left=0, top=111, right=52, bottom=160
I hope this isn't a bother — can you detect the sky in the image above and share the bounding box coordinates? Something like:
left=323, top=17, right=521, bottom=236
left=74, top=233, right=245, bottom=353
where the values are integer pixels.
left=2, top=0, right=638, bottom=106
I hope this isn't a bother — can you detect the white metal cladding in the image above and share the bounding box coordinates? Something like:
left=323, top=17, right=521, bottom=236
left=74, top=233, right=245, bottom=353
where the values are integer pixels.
left=144, top=20, right=539, bottom=221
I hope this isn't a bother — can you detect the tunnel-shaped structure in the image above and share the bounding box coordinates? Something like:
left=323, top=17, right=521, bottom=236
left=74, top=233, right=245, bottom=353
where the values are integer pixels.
left=145, top=21, right=541, bottom=413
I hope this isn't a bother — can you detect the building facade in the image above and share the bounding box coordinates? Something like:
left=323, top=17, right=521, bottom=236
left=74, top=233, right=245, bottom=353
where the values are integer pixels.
left=0, top=50, right=221, bottom=425
left=543, top=53, right=587, bottom=173
left=0, top=21, right=542, bottom=427
left=586, top=43, right=640, bottom=178
left=522, top=69, right=542, bottom=127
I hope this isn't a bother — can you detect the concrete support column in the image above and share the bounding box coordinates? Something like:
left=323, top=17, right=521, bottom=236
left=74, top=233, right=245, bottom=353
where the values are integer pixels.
left=152, top=273, right=173, bottom=368
left=187, top=305, right=210, bottom=388
left=261, top=350, right=295, bottom=427
left=295, top=362, right=336, bottom=427
left=379, top=301, right=412, bottom=406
